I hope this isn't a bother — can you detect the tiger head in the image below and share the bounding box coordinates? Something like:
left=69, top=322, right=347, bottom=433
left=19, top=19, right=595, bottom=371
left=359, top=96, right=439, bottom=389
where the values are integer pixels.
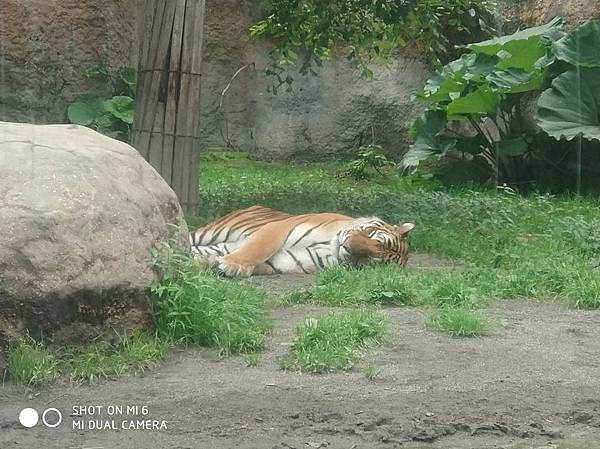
left=339, top=220, right=414, bottom=267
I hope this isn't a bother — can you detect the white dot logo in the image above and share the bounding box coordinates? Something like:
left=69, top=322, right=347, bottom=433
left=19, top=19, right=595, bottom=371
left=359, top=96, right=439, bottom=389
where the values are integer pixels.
left=19, top=408, right=39, bottom=428
left=42, top=408, right=62, bottom=428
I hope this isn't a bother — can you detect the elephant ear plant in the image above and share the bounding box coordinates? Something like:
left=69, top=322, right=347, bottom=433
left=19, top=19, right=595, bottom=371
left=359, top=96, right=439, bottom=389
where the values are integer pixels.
left=403, top=18, right=600, bottom=187
left=536, top=21, right=600, bottom=141
left=67, top=66, right=137, bottom=143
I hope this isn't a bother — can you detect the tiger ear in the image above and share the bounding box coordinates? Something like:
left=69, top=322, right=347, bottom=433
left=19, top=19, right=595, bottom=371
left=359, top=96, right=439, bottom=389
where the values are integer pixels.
left=395, top=223, right=415, bottom=236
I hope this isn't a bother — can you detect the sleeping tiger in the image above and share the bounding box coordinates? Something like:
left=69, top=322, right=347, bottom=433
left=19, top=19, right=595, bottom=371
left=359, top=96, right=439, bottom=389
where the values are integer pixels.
left=189, top=206, right=414, bottom=277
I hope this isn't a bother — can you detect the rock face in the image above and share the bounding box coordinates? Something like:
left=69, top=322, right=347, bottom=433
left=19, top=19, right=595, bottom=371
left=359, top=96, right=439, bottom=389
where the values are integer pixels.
left=0, top=0, right=429, bottom=160
left=2, top=0, right=596, bottom=160
left=499, top=0, right=600, bottom=29
left=0, top=122, right=188, bottom=345
left=0, top=0, right=137, bottom=124
left=199, top=0, right=430, bottom=159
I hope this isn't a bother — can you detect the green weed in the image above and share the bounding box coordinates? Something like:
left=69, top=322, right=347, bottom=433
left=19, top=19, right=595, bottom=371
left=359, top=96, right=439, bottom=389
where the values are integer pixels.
left=426, top=308, right=490, bottom=337
left=243, top=353, right=261, bottom=367
left=281, top=310, right=386, bottom=373
left=6, top=337, right=60, bottom=386
left=151, top=245, right=272, bottom=354
left=363, top=363, right=382, bottom=381
left=64, top=333, right=167, bottom=383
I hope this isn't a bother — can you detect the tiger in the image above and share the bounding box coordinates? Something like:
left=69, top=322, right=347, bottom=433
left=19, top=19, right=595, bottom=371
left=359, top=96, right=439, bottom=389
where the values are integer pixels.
left=189, top=205, right=414, bottom=277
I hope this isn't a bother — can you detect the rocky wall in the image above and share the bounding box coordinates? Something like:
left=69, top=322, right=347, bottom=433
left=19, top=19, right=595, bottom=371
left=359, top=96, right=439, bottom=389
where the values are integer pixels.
left=0, top=0, right=137, bottom=124
left=1, top=0, right=598, bottom=160
left=500, top=0, right=600, bottom=30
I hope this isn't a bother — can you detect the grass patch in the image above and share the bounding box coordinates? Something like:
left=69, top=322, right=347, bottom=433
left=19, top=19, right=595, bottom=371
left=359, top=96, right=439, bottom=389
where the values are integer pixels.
left=6, top=337, right=60, bottom=386
left=63, top=334, right=168, bottom=383
left=281, top=310, right=386, bottom=373
left=6, top=333, right=167, bottom=386
left=197, top=151, right=600, bottom=310
left=426, top=308, right=490, bottom=337
left=151, top=246, right=272, bottom=354
left=363, top=363, right=382, bottom=381
left=296, top=265, right=420, bottom=307
left=243, top=353, right=261, bottom=367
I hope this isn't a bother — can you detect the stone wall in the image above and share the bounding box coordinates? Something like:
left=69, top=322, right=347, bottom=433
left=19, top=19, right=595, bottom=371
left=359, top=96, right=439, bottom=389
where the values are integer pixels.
left=198, top=0, right=430, bottom=159
left=499, top=0, right=600, bottom=29
left=0, top=0, right=137, bottom=124
left=1, top=0, right=597, bottom=160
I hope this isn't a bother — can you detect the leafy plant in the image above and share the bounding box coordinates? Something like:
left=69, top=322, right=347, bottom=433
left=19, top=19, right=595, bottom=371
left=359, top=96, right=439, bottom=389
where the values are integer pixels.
left=363, top=363, right=382, bottom=381
left=403, top=18, right=565, bottom=183
left=426, top=308, right=490, bottom=336
left=344, top=144, right=393, bottom=180
left=536, top=21, right=600, bottom=141
left=251, top=0, right=496, bottom=92
left=67, top=66, right=137, bottom=142
left=150, top=242, right=272, bottom=354
left=404, top=18, right=600, bottom=189
left=63, top=333, right=167, bottom=383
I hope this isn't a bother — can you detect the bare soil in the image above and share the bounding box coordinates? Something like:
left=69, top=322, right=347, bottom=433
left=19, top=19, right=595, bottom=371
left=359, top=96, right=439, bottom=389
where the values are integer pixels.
left=1, top=255, right=600, bottom=449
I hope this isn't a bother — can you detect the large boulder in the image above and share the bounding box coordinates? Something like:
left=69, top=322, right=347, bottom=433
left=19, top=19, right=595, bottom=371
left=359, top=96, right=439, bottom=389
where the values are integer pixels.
left=0, top=122, right=188, bottom=346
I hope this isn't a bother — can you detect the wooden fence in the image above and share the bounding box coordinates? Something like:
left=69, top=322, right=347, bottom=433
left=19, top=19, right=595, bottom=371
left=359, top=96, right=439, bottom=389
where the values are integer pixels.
left=133, top=0, right=205, bottom=213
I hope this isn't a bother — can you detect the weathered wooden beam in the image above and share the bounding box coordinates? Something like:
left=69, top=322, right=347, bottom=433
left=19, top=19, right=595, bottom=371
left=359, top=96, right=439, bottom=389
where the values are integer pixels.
left=133, top=0, right=205, bottom=214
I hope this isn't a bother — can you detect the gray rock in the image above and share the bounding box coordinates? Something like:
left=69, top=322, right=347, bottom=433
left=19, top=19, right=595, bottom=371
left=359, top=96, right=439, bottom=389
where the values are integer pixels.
left=0, top=122, right=188, bottom=345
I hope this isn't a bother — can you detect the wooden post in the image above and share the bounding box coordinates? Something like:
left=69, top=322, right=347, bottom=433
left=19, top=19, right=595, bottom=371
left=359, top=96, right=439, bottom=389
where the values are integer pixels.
left=133, top=0, right=206, bottom=213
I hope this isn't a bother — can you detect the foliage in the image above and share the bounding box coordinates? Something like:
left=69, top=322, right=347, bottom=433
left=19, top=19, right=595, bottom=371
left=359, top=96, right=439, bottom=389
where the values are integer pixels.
left=6, top=336, right=60, bottom=386
left=251, top=0, right=496, bottom=92
left=404, top=19, right=600, bottom=188
left=281, top=310, right=386, bottom=372
left=67, top=66, right=137, bottom=142
left=426, top=308, right=490, bottom=336
left=150, top=243, right=272, bottom=354
left=403, top=18, right=564, bottom=181
left=536, top=21, right=600, bottom=141
left=344, top=144, right=393, bottom=180
left=62, top=334, right=167, bottom=383
left=6, top=333, right=167, bottom=386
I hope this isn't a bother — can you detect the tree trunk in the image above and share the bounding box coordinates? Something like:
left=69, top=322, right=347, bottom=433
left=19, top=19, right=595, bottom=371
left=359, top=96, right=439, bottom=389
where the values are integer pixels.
left=133, top=0, right=206, bottom=214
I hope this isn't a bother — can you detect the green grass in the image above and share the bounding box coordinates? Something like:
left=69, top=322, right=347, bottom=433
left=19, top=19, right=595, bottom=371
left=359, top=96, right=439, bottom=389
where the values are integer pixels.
left=6, top=333, right=167, bottom=385
left=281, top=310, right=387, bottom=373
left=151, top=246, right=272, bottom=354
left=426, top=308, right=490, bottom=337
left=196, top=152, right=600, bottom=310
left=63, top=334, right=168, bottom=383
left=6, top=337, right=60, bottom=386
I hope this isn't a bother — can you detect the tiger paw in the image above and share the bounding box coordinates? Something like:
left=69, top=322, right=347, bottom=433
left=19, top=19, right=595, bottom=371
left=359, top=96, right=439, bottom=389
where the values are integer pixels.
left=218, top=257, right=254, bottom=277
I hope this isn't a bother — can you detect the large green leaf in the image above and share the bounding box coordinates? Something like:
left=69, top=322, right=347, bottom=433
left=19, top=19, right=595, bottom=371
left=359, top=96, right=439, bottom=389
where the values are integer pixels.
left=467, top=17, right=563, bottom=55
left=104, top=96, right=135, bottom=124
left=536, top=68, right=600, bottom=141
left=401, top=110, right=456, bottom=170
left=416, top=53, right=497, bottom=103
left=496, top=37, right=547, bottom=72
left=417, top=72, right=466, bottom=103
left=552, top=20, right=600, bottom=68
left=67, top=95, right=106, bottom=126
left=447, top=87, right=498, bottom=116
left=486, top=68, right=544, bottom=93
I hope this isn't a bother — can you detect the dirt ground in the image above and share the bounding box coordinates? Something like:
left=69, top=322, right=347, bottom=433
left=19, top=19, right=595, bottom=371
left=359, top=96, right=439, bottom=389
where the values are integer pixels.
left=1, top=256, right=600, bottom=449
